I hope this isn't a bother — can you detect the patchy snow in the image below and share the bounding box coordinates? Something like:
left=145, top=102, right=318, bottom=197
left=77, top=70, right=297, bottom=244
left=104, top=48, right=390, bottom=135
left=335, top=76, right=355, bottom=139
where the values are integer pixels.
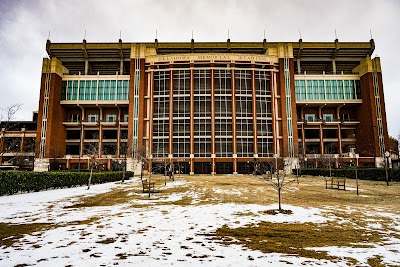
left=212, top=188, right=242, bottom=195
left=0, top=179, right=399, bottom=267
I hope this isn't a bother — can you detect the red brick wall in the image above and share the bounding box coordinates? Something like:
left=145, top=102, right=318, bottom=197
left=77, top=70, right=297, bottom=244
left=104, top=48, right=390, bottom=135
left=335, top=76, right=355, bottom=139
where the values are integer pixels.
left=356, top=72, right=389, bottom=157
left=46, top=74, right=66, bottom=158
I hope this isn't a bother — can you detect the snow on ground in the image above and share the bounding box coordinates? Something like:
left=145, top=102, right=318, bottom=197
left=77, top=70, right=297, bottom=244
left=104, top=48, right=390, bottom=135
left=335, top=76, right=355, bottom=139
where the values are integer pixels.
left=0, top=178, right=399, bottom=267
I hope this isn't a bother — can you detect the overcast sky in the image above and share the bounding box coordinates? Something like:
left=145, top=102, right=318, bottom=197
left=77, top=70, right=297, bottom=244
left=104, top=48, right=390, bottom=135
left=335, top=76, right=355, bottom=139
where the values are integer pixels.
left=0, top=0, right=399, bottom=136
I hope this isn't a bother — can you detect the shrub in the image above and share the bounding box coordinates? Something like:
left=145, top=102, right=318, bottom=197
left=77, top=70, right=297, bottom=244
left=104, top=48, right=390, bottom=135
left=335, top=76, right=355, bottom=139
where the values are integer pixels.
left=0, top=171, right=133, bottom=196
left=296, top=168, right=400, bottom=182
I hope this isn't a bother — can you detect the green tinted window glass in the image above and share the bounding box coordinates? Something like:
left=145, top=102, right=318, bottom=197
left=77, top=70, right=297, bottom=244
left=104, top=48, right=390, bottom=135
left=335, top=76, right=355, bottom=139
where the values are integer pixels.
left=319, top=80, right=325, bottom=100
left=306, top=80, right=313, bottom=100
left=85, top=81, right=91, bottom=100
left=355, top=80, right=361, bottom=98
left=72, top=80, right=79, bottom=100
left=104, top=80, right=110, bottom=100
left=349, top=80, right=355, bottom=99
left=300, top=80, right=306, bottom=99
left=295, top=80, right=301, bottom=100
left=325, top=80, right=332, bottom=99
left=62, top=81, right=67, bottom=100
left=344, top=80, right=350, bottom=99
left=117, top=80, right=123, bottom=100
left=98, top=80, right=104, bottom=100
left=91, top=81, right=97, bottom=100
left=67, top=81, right=73, bottom=100
left=331, top=80, right=337, bottom=99
left=110, top=80, right=116, bottom=100
left=123, top=80, right=129, bottom=99
left=79, top=81, right=85, bottom=100
left=337, top=80, right=343, bottom=99
left=312, top=80, right=319, bottom=100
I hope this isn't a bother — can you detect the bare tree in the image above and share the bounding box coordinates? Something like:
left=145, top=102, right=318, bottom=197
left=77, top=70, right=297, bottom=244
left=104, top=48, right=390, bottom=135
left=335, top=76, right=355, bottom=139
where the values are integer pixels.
left=258, top=157, right=299, bottom=212
left=133, top=144, right=154, bottom=197
left=318, top=143, right=337, bottom=177
left=85, top=135, right=100, bottom=190
left=0, top=104, right=22, bottom=162
left=14, top=137, right=36, bottom=170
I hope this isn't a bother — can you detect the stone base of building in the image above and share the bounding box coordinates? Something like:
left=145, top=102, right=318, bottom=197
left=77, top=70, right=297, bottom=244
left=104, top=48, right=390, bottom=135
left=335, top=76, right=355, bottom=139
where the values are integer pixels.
left=34, top=158, right=50, bottom=172
left=375, top=156, right=392, bottom=168
left=283, top=157, right=299, bottom=174
left=126, top=158, right=142, bottom=176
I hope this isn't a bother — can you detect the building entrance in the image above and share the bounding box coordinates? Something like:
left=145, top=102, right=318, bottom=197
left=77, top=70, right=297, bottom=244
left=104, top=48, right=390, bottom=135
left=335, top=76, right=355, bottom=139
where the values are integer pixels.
left=237, top=162, right=254, bottom=174
left=194, top=162, right=211, bottom=174
left=216, top=162, right=233, bottom=174
left=173, top=162, right=190, bottom=174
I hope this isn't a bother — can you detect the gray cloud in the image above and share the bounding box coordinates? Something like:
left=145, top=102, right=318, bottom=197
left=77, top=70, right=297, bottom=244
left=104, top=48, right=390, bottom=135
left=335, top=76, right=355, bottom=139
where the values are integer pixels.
left=0, top=0, right=399, bottom=136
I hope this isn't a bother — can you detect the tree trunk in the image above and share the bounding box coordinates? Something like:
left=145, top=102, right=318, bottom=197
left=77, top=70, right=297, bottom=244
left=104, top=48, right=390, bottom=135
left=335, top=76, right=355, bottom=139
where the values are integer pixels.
left=122, top=159, right=126, bottom=183
left=148, top=159, right=152, bottom=198
left=88, top=165, right=93, bottom=190
left=278, top=187, right=282, bottom=211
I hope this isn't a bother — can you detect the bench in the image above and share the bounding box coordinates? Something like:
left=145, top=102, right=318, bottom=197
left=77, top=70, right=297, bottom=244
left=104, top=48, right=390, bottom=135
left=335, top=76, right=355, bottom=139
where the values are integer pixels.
left=141, top=178, right=155, bottom=193
left=325, top=177, right=346, bottom=190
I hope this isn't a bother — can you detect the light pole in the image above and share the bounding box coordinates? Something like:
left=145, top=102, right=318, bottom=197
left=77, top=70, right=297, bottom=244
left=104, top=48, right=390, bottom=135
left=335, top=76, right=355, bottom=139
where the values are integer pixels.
left=385, top=151, right=390, bottom=186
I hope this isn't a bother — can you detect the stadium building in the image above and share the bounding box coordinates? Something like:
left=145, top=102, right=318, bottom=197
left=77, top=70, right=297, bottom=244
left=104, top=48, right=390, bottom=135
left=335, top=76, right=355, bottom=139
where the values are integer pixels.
left=16, top=38, right=397, bottom=173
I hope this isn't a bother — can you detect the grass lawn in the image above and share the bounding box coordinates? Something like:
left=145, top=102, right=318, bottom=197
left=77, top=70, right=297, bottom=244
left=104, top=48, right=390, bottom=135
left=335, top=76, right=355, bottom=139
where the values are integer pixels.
left=0, top=174, right=399, bottom=266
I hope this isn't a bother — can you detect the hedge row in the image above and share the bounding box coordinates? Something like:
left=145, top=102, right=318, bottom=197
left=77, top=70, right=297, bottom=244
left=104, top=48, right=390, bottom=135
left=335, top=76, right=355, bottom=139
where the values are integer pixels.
left=0, top=171, right=133, bottom=196
left=297, top=168, right=400, bottom=182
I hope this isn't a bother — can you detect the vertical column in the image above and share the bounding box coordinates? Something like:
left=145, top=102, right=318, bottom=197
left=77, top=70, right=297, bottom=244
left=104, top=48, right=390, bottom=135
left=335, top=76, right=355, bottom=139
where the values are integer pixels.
left=338, top=124, right=342, bottom=156
left=319, top=124, right=324, bottom=155
left=117, top=107, right=121, bottom=157
left=354, top=57, right=389, bottom=162
left=251, top=65, right=258, bottom=157
left=85, top=60, right=89, bottom=75
left=169, top=65, right=174, bottom=158
left=80, top=125, right=84, bottom=157
left=297, top=59, right=301, bottom=74
left=211, top=64, right=216, bottom=174
left=129, top=47, right=146, bottom=159
left=271, top=70, right=277, bottom=155
left=35, top=57, right=66, bottom=171
left=98, top=107, right=103, bottom=158
left=190, top=63, right=195, bottom=175
left=301, top=124, right=306, bottom=156
left=20, top=131, right=25, bottom=154
left=149, top=67, right=155, bottom=164
left=128, top=59, right=135, bottom=152
left=231, top=63, right=237, bottom=174
left=332, top=59, right=336, bottom=75
left=278, top=58, right=288, bottom=157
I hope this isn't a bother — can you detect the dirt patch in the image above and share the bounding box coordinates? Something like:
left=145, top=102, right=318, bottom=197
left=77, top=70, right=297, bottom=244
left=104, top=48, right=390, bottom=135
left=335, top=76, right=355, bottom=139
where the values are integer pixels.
left=367, top=255, right=386, bottom=267
left=96, top=237, right=116, bottom=244
left=0, top=222, right=53, bottom=248
left=261, top=209, right=293, bottom=215
left=65, top=188, right=132, bottom=208
left=0, top=217, right=100, bottom=248
left=210, top=220, right=389, bottom=264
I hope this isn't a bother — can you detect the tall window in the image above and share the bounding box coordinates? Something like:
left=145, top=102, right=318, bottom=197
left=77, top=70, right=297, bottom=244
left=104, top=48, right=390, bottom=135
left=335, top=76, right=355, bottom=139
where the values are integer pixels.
left=173, top=69, right=190, bottom=158
left=255, top=70, right=273, bottom=157
left=194, top=69, right=211, bottom=157
left=295, top=79, right=359, bottom=101
left=215, top=69, right=232, bottom=157
left=153, top=71, right=170, bottom=158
